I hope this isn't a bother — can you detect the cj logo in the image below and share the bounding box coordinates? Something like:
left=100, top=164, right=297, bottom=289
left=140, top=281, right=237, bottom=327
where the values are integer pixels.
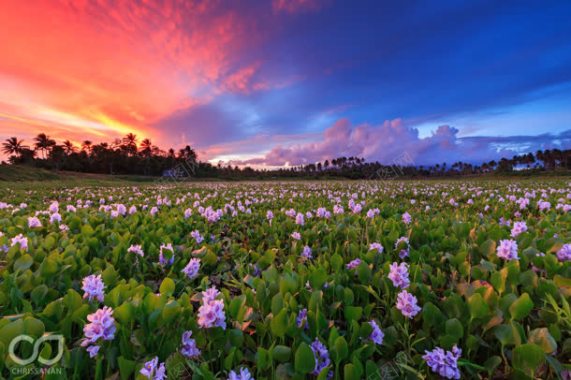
left=8, top=334, right=65, bottom=366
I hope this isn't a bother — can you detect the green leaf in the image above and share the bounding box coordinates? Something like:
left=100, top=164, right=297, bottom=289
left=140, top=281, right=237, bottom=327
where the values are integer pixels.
left=509, top=293, right=533, bottom=321
left=14, top=254, right=34, bottom=271
left=527, top=328, right=557, bottom=354
left=468, top=293, right=490, bottom=319
left=159, top=278, right=176, bottom=296
left=333, top=336, right=348, bottom=364
left=344, top=306, right=362, bottom=322
left=512, top=343, right=545, bottom=374
left=294, top=342, right=316, bottom=374
left=445, top=318, right=464, bottom=340
left=271, top=309, right=288, bottom=338
left=272, top=345, right=292, bottom=363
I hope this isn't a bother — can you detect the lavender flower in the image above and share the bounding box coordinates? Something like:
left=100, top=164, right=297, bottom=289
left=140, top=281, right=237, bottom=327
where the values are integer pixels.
left=140, top=357, right=166, bottom=380
left=28, top=216, right=42, bottom=228
left=197, top=287, right=226, bottom=330
left=191, top=230, right=204, bottom=244
left=296, top=308, right=308, bottom=329
left=346, top=258, right=361, bottom=270
left=81, top=306, right=116, bottom=356
left=423, top=345, right=462, bottom=379
left=396, top=290, right=421, bottom=319
left=266, top=210, right=274, bottom=225
left=182, top=258, right=201, bottom=279
left=301, top=245, right=313, bottom=259
left=295, top=212, right=305, bottom=226
left=369, top=320, right=384, bottom=345
left=388, top=262, right=410, bottom=289
left=557, top=244, right=571, bottom=262
left=369, top=242, right=384, bottom=254
left=394, top=236, right=410, bottom=259
left=180, top=330, right=201, bottom=359
left=510, top=221, right=527, bottom=238
left=228, top=368, right=254, bottom=380
left=310, top=339, right=331, bottom=376
left=82, top=274, right=105, bottom=303
left=291, top=231, right=301, bottom=240
left=10, top=234, right=28, bottom=251
left=496, top=239, right=519, bottom=261
left=402, top=212, right=412, bottom=225
left=159, top=243, right=175, bottom=266
left=128, top=244, right=145, bottom=257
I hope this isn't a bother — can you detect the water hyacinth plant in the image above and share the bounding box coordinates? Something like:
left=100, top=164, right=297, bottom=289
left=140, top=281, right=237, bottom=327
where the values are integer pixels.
left=0, top=179, right=569, bottom=379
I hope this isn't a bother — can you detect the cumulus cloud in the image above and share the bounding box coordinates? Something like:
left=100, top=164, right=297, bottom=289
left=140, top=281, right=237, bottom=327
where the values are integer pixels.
left=234, top=118, right=571, bottom=166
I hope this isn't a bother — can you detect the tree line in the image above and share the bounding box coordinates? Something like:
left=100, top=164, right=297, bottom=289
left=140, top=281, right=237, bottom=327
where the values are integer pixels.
left=2, top=133, right=570, bottom=179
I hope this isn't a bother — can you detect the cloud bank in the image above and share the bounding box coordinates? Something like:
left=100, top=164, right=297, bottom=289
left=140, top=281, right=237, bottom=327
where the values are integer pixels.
left=233, top=119, right=571, bottom=167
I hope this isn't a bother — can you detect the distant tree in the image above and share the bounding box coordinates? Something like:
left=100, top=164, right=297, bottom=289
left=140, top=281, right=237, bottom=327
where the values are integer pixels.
left=34, top=133, right=56, bottom=159
left=2, top=137, right=27, bottom=159
left=62, top=140, right=76, bottom=155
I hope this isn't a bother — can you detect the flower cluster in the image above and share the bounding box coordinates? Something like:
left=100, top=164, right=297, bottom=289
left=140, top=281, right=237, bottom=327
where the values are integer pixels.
left=369, top=320, right=384, bottom=345
left=81, top=306, right=116, bottom=358
left=228, top=367, right=254, bottom=380
left=82, top=274, right=105, bottom=303
left=159, top=243, right=175, bottom=266
left=369, top=242, right=384, bottom=253
left=128, top=244, right=145, bottom=257
left=296, top=308, right=308, bottom=329
left=197, top=286, right=227, bottom=329
left=557, top=244, right=571, bottom=262
left=395, top=236, right=410, bottom=258
left=496, top=239, right=519, bottom=261
left=140, top=357, right=166, bottom=380
left=310, top=339, right=331, bottom=376
left=301, top=245, right=313, bottom=259
left=510, top=221, right=527, bottom=237
left=423, top=345, right=462, bottom=379
left=396, top=290, right=421, bottom=319
left=180, top=330, right=201, bottom=359
left=388, top=262, right=410, bottom=289
left=346, top=258, right=361, bottom=270
left=182, top=258, right=201, bottom=280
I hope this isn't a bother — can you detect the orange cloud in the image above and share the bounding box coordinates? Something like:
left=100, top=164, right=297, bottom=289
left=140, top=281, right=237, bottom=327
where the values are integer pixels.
left=0, top=0, right=272, bottom=148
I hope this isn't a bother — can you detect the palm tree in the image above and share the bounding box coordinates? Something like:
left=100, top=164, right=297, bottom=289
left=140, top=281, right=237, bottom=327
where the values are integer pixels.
left=34, top=133, right=56, bottom=159
left=82, top=140, right=93, bottom=154
left=140, top=138, right=153, bottom=157
left=62, top=140, right=76, bottom=155
left=122, top=133, right=137, bottom=156
left=2, top=137, right=27, bottom=157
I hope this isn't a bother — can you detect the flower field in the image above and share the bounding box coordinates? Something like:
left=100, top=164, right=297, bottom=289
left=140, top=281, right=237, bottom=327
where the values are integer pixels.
left=0, top=180, right=570, bottom=379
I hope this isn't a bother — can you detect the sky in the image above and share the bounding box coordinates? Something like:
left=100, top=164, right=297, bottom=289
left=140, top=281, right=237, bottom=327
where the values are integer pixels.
left=1, top=0, right=570, bottom=166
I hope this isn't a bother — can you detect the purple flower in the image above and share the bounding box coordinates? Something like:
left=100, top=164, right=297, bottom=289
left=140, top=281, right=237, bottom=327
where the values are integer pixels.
left=191, top=230, right=204, bottom=244
left=159, top=243, right=175, bottom=266
left=388, top=262, right=410, bottom=289
left=140, top=357, right=166, bottom=380
left=182, top=258, right=201, bottom=280
left=228, top=368, right=254, bottom=380
left=394, top=236, right=410, bottom=259
left=128, top=244, right=145, bottom=257
left=310, top=339, right=331, bottom=376
left=296, top=308, right=308, bottom=329
left=346, top=258, right=361, bottom=270
left=423, top=345, right=462, bottom=379
left=510, top=221, right=527, bottom=238
left=396, top=290, right=421, bottom=319
left=557, top=244, right=571, bottom=262
left=28, top=216, right=42, bottom=228
left=82, top=274, right=105, bottom=303
left=402, top=212, right=412, bottom=225
left=198, top=287, right=226, bottom=330
left=301, top=245, right=313, bottom=259
left=369, top=242, right=384, bottom=254
left=180, top=330, right=201, bottom=359
left=369, top=320, right=384, bottom=345
left=81, top=306, right=116, bottom=355
left=86, top=345, right=100, bottom=358
left=266, top=210, right=274, bottom=225
left=10, top=234, right=28, bottom=251
left=496, top=239, right=519, bottom=261
left=291, top=231, right=301, bottom=240
left=295, top=212, right=305, bottom=226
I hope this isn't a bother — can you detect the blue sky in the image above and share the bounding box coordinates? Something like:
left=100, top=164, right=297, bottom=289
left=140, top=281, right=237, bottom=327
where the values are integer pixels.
left=1, top=0, right=570, bottom=165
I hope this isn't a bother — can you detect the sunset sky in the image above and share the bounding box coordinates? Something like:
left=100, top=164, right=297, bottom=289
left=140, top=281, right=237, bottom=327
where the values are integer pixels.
left=1, top=0, right=570, bottom=166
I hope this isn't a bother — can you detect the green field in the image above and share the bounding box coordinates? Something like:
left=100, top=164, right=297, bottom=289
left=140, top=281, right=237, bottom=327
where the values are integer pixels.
left=0, top=179, right=570, bottom=379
